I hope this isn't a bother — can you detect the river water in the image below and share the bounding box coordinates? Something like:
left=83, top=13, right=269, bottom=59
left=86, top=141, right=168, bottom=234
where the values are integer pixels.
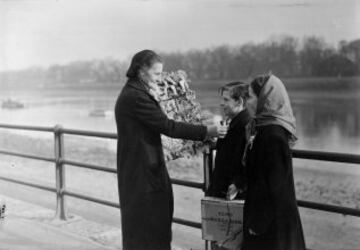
left=0, top=78, right=359, bottom=154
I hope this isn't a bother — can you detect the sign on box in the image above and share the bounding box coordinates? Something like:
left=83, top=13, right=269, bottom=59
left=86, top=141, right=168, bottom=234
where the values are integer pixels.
left=201, top=197, right=244, bottom=249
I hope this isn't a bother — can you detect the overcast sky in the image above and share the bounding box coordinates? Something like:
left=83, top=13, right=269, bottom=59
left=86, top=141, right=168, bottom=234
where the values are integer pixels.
left=0, top=0, right=359, bottom=70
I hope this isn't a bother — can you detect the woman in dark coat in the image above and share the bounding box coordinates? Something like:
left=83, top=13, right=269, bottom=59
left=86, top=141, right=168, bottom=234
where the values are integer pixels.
left=115, top=50, right=225, bottom=250
left=242, top=74, right=306, bottom=250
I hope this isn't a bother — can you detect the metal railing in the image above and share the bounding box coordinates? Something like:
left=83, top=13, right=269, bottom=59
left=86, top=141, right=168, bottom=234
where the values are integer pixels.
left=0, top=123, right=360, bottom=246
left=205, top=146, right=360, bottom=217
left=0, top=123, right=207, bottom=228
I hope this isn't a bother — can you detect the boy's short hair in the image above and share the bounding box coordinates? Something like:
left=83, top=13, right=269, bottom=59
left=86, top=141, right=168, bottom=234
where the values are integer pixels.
left=219, top=81, right=250, bottom=102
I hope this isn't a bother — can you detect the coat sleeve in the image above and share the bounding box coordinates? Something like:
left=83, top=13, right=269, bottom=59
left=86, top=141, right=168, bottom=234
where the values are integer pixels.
left=132, top=91, right=207, bottom=141
left=231, top=132, right=247, bottom=191
left=208, top=168, right=226, bottom=197
left=248, top=135, right=290, bottom=234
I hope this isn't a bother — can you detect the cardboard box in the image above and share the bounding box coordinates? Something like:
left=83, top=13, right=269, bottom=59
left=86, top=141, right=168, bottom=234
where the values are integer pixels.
left=201, top=197, right=244, bottom=249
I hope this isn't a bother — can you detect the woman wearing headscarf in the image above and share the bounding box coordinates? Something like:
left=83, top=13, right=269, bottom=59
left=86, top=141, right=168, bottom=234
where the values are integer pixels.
left=242, top=74, right=306, bottom=250
left=115, top=50, right=226, bottom=250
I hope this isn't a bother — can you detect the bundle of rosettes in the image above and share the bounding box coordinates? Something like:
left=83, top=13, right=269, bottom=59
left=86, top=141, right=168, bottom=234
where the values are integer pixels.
left=149, top=70, right=206, bottom=161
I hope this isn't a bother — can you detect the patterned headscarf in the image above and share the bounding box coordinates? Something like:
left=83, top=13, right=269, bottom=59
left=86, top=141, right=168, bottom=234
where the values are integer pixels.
left=251, top=74, right=297, bottom=144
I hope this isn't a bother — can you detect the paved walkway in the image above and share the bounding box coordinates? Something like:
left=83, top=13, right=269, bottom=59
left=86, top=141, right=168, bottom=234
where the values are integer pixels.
left=0, top=216, right=112, bottom=250
left=0, top=195, right=116, bottom=250
left=0, top=194, right=186, bottom=250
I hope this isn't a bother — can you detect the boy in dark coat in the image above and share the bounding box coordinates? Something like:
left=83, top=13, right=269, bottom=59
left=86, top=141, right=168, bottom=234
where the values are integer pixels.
left=208, top=81, right=252, bottom=200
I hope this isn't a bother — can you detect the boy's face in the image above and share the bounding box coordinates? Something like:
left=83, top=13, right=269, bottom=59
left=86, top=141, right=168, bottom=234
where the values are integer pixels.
left=220, top=89, right=243, bottom=119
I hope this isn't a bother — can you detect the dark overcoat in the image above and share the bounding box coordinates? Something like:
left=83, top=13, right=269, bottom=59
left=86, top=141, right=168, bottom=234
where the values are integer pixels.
left=114, top=78, right=207, bottom=250
left=208, top=109, right=251, bottom=198
left=242, top=125, right=306, bottom=250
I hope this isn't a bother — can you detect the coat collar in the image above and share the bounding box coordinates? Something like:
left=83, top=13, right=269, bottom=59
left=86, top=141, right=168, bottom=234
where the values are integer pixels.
left=229, top=109, right=251, bottom=131
left=126, top=78, right=159, bottom=103
left=126, top=78, right=148, bottom=93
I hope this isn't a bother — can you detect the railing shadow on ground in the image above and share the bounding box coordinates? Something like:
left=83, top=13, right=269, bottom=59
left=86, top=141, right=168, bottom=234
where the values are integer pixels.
left=0, top=123, right=359, bottom=250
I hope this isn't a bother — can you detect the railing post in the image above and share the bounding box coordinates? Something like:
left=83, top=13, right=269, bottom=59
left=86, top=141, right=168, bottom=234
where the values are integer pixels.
left=203, top=145, right=214, bottom=250
left=54, top=125, right=66, bottom=220
left=203, top=144, right=214, bottom=195
left=203, top=146, right=211, bottom=195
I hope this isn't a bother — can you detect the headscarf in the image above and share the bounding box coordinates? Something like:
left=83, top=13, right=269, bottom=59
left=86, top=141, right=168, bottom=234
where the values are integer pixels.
left=252, top=74, right=297, bottom=144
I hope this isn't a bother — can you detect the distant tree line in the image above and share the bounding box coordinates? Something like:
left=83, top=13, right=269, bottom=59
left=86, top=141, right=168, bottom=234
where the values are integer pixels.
left=161, top=36, right=360, bottom=79
left=0, top=35, right=359, bottom=86
left=0, top=58, right=128, bottom=86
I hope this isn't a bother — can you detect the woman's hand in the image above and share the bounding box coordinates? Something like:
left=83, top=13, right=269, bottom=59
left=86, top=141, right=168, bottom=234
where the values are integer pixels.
left=226, top=184, right=238, bottom=200
left=206, top=125, right=217, bottom=138
left=249, top=228, right=258, bottom=236
left=206, top=123, right=228, bottom=138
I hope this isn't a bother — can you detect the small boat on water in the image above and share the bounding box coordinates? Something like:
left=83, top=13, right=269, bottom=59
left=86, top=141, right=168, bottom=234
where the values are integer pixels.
left=0, top=196, right=6, bottom=228
left=1, top=99, right=25, bottom=109
left=89, top=109, right=112, bottom=118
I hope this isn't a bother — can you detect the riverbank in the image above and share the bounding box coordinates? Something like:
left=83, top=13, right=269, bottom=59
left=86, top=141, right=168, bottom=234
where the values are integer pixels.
left=0, top=130, right=359, bottom=209
left=0, top=130, right=359, bottom=249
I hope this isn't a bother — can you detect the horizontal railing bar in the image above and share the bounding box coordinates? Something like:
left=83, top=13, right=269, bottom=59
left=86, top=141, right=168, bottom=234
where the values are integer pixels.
left=210, top=147, right=360, bottom=165
left=298, top=200, right=360, bottom=217
left=63, top=190, right=120, bottom=208
left=64, top=189, right=201, bottom=229
left=2, top=174, right=359, bottom=219
left=61, top=128, right=117, bottom=139
left=173, top=217, right=202, bottom=229
left=171, top=178, right=204, bottom=189
left=0, top=176, right=56, bottom=193
left=292, top=149, right=360, bottom=164
left=62, top=159, right=117, bottom=173
left=62, top=159, right=204, bottom=189
left=0, top=123, right=54, bottom=132
left=0, top=149, right=55, bottom=162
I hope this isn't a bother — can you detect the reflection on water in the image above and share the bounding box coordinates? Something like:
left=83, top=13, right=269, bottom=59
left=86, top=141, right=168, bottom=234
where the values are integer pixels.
left=0, top=81, right=359, bottom=154
left=293, top=96, right=360, bottom=153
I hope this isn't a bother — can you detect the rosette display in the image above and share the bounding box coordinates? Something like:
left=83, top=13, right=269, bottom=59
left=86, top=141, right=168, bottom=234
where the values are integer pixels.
left=148, top=70, right=206, bottom=161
